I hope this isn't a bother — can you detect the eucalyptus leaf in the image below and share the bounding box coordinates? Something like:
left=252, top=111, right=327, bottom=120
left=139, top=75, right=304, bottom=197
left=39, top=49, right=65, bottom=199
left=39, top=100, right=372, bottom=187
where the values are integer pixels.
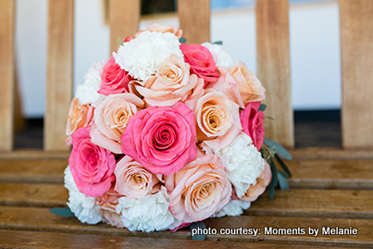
left=263, top=138, right=292, bottom=160
left=258, top=103, right=267, bottom=112
left=212, top=41, right=223, bottom=45
left=50, top=207, right=75, bottom=217
left=190, top=221, right=206, bottom=240
left=179, top=37, right=187, bottom=44
left=275, top=154, right=292, bottom=177
left=277, top=171, right=290, bottom=189
left=266, top=159, right=278, bottom=199
left=116, top=37, right=123, bottom=45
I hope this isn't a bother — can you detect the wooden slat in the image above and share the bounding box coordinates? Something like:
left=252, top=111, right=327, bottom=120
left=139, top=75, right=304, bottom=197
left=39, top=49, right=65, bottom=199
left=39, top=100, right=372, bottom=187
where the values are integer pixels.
left=0, top=150, right=69, bottom=160
left=45, top=0, right=74, bottom=151
left=256, top=0, right=294, bottom=149
left=0, top=160, right=65, bottom=183
left=286, top=159, right=373, bottom=189
left=340, top=0, right=373, bottom=149
left=0, top=230, right=347, bottom=249
left=0, top=0, right=15, bottom=151
left=109, top=0, right=140, bottom=53
left=178, top=0, right=210, bottom=44
left=0, top=206, right=371, bottom=247
left=289, top=148, right=373, bottom=160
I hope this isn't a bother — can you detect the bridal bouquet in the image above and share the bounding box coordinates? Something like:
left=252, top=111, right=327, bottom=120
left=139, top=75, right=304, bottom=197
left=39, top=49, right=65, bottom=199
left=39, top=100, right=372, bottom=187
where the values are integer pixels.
left=63, top=23, right=290, bottom=232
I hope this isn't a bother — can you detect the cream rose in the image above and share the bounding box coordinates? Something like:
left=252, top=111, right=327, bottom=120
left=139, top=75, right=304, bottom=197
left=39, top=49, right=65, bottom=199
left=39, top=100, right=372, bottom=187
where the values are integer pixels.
left=230, top=61, right=266, bottom=105
left=97, top=188, right=124, bottom=228
left=135, top=22, right=183, bottom=39
left=194, top=89, right=242, bottom=152
left=134, top=55, right=202, bottom=106
left=167, top=154, right=232, bottom=223
left=114, top=156, right=161, bottom=199
left=91, top=93, right=144, bottom=154
left=66, top=98, right=93, bottom=136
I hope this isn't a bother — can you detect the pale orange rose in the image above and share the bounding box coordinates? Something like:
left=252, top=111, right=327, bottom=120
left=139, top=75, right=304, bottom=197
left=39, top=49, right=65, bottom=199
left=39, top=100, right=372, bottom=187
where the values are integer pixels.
left=230, top=61, right=266, bottom=106
left=194, top=89, right=242, bottom=152
left=166, top=154, right=232, bottom=223
left=114, top=156, right=161, bottom=199
left=134, top=55, right=203, bottom=107
left=66, top=98, right=93, bottom=136
left=240, top=160, right=272, bottom=202
left=97, top=188, right=124, bottom=228
left=135, top=22, right=183, bottom=39
left=91, top=93, right=144, bottom=154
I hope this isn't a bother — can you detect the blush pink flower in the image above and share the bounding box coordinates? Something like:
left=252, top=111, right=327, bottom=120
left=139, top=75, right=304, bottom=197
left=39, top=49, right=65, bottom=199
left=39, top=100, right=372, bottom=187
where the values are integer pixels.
left=98, top=56, right=133, bottom=95
left=68, top=127, right=116, bottom=197
left=135, top=22, right=183, bottom=39
left=166, top=154, right=232, bottom=223
left=66, top=98, right=94, bottom=136
left=180, top=43, right=219, bottom=86
left=114, top=156, right=161, bottom=199
left=97, top=187, right=125, bottom=228
left=121, top=102, right=197, bottom=175
left=240, top=102, right=265, bottom=150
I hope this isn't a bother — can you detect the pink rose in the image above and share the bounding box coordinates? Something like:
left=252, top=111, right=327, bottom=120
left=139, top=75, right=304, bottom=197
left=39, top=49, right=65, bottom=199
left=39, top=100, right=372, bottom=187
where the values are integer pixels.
left=97, top=187, right=124, bottom=228
left=114, top=156, right=161, bottom=198
left=91, top=93, right=144, bottom=154
left=240, top=160, right=272, bottom=202
left=240, top=102, right=265, bottom=150
left=66, top=98, right=94, bottom=136
left=135, top=22, right=183, bottom=39
left=68, top=127, right=116, bottom=197
left=194, top=89, right=242, bottom=152
left=230, top=61, right=266, bottom=105
left=180, top=43, right=219, bottom=86
left=166, top=154, right=232, bottom=223
left=121, top=102, right=197, bottom=175
left=134, top=55, right=203, bottom=107
left=98, top=56, right=133, bottom=95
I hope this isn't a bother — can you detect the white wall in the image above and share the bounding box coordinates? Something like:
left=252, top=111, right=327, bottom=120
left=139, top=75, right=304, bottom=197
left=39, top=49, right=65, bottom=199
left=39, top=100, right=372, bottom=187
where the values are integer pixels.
left=15, top=0, right=341, bottom=117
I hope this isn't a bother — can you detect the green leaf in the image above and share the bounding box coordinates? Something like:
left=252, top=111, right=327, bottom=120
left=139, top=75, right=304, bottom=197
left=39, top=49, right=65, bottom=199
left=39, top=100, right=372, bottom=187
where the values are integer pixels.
left=116, top=37, right=124, bottom=45
left=212, top=41, right=223, bottom=45
left=190, top=221, right=206, bottom=240
left=179, top=37, right=187, bottom=44
left=275, top=154, right=292, bottom=177
left=277, top=171, right=290, bottom=189
left=50, top=207, right=75, bottom=217
left=263, top=138, right=292, bottom=160
left=258, top=103, right=266, bottom=112
left=266, top=159, right=278, bottom=199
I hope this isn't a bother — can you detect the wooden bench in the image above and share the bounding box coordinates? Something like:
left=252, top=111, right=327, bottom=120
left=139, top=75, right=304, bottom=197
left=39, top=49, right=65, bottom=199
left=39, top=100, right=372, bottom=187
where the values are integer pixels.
left=0, top=0, right=372, bottom=248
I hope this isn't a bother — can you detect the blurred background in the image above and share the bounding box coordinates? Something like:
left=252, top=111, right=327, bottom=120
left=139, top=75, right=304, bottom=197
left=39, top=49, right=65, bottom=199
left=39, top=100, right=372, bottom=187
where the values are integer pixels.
left=14, top=0, right=341, bottom=148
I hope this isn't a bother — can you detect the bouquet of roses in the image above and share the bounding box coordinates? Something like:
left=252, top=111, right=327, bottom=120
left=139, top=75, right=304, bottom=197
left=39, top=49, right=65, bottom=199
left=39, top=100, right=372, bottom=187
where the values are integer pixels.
left=63, top=23, right=290, bottom=232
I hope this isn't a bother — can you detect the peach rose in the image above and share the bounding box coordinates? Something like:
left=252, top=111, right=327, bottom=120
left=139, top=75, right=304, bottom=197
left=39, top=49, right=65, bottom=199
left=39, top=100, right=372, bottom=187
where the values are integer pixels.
left=91, top=93, right=144, bottom=154
left=240, top=160, right=272, bottom=202
left=134, top=55, right=203, bottom=106
left=114, top=156, right=161, bottom=199
left=97, top=187, right=124, bottom=228
left=135, top=22, right=183, bottom=39
left=194, top=89, right=242, bottom=152
left=66, top=98, right=93, bottom=136
left=230, top=61, right=266, bottom=105
left=167, top=154, right=232, bottom=223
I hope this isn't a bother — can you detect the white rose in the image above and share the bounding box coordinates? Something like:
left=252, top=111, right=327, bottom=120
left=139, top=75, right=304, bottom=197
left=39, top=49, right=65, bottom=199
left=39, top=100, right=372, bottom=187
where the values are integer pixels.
left=202, top=42, right=234, bottom=70
left=212, top=200, right=251, bottom=218
left=114, top=31, right=183, bottom=81
left=75, top=60, right=106, bottom=107
left=115, top=187, right=175, bottom=232
left=64, top=166, right=102, bottom=224
left=215, top=133, right=265, bottom=198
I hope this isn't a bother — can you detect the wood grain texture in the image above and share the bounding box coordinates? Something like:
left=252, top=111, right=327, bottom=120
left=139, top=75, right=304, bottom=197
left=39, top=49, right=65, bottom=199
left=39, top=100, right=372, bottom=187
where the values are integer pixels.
left=289, top=147, right=373, bottom=160
left=45, top=0, right=74, bottom=151
left=340, top=0, right=373, bottom=149
left=256, top=0, right=294, bottom=148
left=178, top=0, right=210, bottom=44
left=0, top=207, right=371, bottom=247
left=0, top=0, right=15, bottom=151
left=109, top=0, right=140, bottom=53
left=0, top=150, right=69, bottom=160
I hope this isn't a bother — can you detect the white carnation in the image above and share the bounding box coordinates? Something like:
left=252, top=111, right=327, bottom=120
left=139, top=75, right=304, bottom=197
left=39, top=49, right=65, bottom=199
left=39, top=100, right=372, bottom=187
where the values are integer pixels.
left=116, top=187, right=175, bottom=232
left=202, top=42, right=234, bottom=70
left=114, top=31, right=183, bottom=81
left=215, top=133, right=265, bottom=198
left=212, top=200, right=251, bottom=218
left=64, top=166, right=102, bottom=224
left=75, top=60, right=106, bottom=107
